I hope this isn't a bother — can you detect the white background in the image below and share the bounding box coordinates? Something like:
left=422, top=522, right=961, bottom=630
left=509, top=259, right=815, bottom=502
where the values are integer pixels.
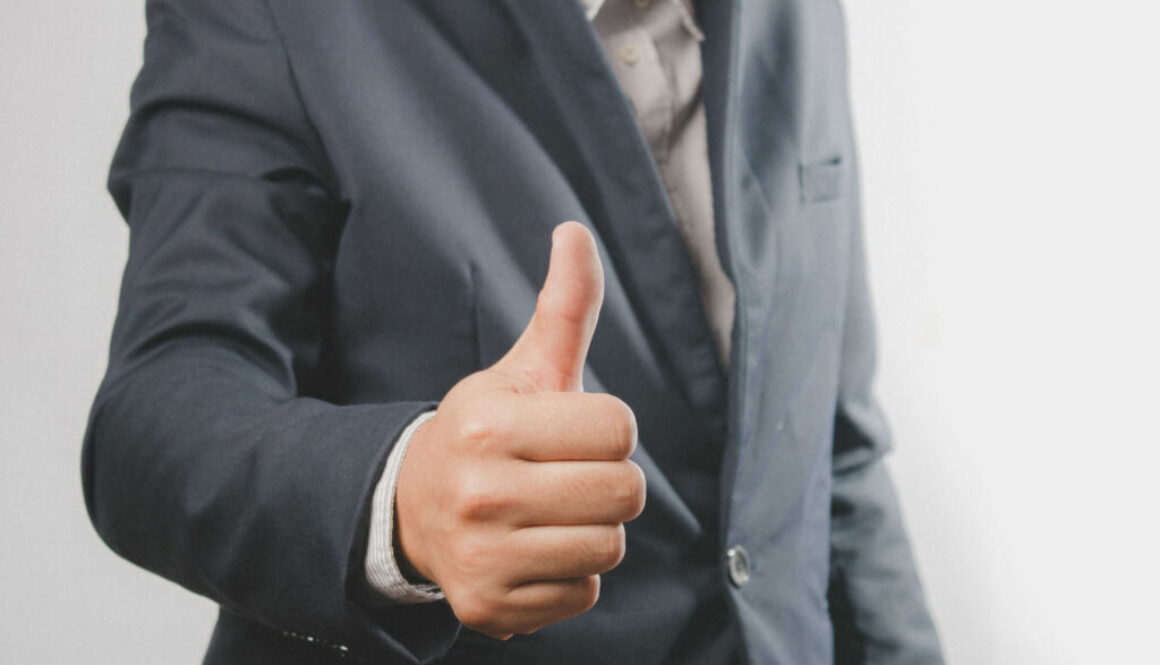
left=2, top=1, right=1157, bottom=663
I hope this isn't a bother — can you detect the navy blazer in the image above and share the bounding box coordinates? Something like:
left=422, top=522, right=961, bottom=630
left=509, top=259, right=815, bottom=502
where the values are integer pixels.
left=84, top=0, right=943, bottom=663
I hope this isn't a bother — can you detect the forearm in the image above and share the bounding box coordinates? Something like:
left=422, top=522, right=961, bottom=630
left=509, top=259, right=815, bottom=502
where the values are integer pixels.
left=83, top=342, right=452, bottom=657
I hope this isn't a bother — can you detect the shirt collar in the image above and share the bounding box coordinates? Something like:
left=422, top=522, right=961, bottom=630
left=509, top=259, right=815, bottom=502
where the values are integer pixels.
left=580, top=0, right=703, bottom=41
left=580, top=0, right=606, bottom=20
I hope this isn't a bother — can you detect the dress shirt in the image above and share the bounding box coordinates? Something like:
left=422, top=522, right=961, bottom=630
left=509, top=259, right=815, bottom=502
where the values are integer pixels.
left=366, top=0, right=736, bottom=603
left=365, top=410, right=442, bottom=603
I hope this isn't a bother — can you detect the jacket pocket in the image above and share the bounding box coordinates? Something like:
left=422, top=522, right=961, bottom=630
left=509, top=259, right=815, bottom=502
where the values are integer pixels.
left=798, top=156, right=846, bottom=204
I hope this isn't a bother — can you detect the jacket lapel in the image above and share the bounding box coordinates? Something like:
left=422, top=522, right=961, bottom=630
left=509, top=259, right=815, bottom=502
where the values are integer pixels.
left=493, top=0, right=730, bottom=421
left=695, top=0, right=747, bottom=547
left=698, top=0, right=740, bottom=290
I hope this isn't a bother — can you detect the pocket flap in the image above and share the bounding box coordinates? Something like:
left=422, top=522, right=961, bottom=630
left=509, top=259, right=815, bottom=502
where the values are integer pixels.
left=799, top=157, right=845, bottom=204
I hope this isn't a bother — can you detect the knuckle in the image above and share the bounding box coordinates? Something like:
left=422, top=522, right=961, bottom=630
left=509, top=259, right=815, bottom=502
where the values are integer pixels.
left=624, top=462, right=647, bottom=519
left=453, top=472, right=505, bottom=521
left=589, top=525, right=626, bottom=570
left=452, top=594, right=498, bottom=631
left=602, top=397, right=638, bottom=458
left=455, top=416, right=499, bottom=453
left=576, top=575, right=601, bottom=613
left=553, top=577, right=602, bottom=625
left=609, top=462, right=646, bottom=520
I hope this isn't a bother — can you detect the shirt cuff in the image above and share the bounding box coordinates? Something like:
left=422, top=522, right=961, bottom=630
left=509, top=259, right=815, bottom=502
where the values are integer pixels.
left=365, top=409, right=445, bottom=604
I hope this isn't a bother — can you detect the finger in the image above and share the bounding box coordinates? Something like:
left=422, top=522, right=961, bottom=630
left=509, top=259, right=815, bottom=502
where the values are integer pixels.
left=502, top=576, right=601, bottom=634
left=500, top=460, right=646, bottom=527
left=491, top=391, right=637, bottom=462
left=496, top=222, right=604, bottom=392
left=500, top=524, right=627, bottom=586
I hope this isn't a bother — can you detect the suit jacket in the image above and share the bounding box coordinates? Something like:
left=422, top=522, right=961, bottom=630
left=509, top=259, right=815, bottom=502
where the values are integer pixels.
left=83, top=0, right=944, bottom=663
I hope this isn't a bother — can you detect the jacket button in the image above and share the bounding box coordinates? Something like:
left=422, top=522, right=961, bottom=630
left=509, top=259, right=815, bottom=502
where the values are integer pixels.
left=726, top=545, right=751, bottom=587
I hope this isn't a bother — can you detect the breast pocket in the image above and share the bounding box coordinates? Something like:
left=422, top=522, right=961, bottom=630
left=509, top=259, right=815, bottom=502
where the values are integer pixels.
left=798, top=156, right=846, bottom=204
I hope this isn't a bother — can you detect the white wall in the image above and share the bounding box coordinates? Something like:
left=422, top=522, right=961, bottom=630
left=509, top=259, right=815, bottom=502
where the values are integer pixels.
left=844, top=1, right=1160, bottom=663
left=0, top=1, right=217, bottom=662
left=1, top=1, right=1156, bottom=663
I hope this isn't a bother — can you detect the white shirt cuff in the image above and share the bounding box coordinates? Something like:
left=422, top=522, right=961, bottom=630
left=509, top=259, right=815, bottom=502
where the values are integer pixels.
left=365, top=409, right=445, bottom=604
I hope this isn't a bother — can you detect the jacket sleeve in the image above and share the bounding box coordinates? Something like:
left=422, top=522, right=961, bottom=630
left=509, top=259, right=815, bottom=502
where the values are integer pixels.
left=827, top=156, right=945, bottom=665
left=82, top=1, right=460, bottom=661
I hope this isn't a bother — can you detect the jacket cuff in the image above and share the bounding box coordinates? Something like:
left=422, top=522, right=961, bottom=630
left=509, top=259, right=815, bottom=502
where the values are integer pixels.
left=365, top=409, right=446, bottom=603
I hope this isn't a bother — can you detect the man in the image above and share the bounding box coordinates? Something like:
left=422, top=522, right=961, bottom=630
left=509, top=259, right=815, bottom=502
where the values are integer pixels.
left=84, top=0, right=944, bottom=663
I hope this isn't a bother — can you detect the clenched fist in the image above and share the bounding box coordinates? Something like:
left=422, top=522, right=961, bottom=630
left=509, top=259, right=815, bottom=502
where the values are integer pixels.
left=395, top=222, right=646, bottom=639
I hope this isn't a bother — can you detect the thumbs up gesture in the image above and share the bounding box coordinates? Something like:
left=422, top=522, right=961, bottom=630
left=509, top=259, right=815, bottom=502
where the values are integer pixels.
left=395, top=222, right=646, bottom=639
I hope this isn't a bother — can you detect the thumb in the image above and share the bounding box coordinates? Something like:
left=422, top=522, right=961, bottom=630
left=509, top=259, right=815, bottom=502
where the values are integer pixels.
left=498, top=221, right=604, bottom=392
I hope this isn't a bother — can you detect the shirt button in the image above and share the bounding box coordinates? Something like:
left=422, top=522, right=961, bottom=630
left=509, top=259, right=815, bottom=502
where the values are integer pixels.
left=617, top=44, right=640, bottom=65
left=726, top=545, right=751, bottom=588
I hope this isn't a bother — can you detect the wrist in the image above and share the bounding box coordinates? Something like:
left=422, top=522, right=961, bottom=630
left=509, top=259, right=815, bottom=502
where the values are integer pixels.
left=394, top=415, right=438, bottom=584
left=392, top=502, right=432, bottom=584
left=365, top=408, right=443, bottom=603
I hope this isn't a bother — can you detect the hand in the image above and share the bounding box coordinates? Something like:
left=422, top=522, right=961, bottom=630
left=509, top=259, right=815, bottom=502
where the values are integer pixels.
left=395, top=221, right=646, bottom=639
